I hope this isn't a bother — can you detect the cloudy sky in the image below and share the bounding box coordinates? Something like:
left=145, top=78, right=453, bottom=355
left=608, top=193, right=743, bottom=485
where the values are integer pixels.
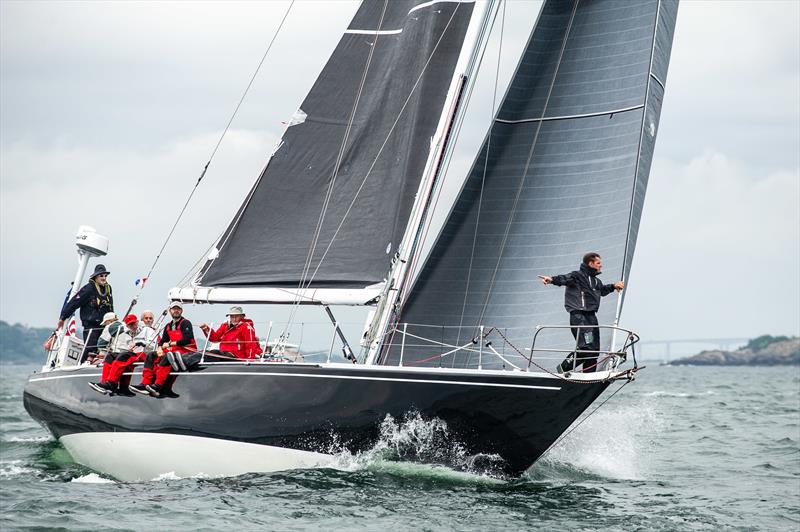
left=1, top=0, right=798, bottom=354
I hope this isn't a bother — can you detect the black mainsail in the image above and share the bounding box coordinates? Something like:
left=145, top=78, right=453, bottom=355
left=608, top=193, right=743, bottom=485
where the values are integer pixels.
left=194, top=1, right=476, bottom=296
left=381, top=0, right=678, bottom=368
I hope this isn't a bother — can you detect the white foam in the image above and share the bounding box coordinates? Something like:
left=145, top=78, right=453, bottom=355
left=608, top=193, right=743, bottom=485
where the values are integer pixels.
left=151, top=471, right=182, bottom=481
left=4, top=435, right=52, bottom=443
left=644, top=390, right=715, bottom=398
left=540, top=403, right=662, bottom=480
left=71, top=473, right=115, bottom=484
left=0, top=460, right=37, bottom=478
left=328, top=412, right=506, bottom=481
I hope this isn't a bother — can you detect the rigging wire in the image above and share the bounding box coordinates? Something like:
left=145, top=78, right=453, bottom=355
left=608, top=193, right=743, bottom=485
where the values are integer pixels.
left=280, top=0, right=389, bottom=341
left=472, top=0, right=580, bottom=332
left=292, top=3, right=465, bottom=312
left=454, top=0, right=506, bottom=364
left=122, top=0, right=295, bottom=317
left=380, top=1, right=507, bottom=364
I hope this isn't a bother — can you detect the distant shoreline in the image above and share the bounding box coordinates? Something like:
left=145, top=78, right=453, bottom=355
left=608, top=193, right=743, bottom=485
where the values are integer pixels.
left=668, top=337, right=799, bottom=366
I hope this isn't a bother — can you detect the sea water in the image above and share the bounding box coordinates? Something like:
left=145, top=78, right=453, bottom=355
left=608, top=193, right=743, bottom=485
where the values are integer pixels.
left=1, top=363, right=798, bottom=530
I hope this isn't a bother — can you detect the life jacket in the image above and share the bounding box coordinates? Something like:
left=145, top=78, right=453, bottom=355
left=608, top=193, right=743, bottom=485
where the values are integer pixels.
left=92, top=281, right=113, bottom=314
left=163, top=317, right=197, bottom=354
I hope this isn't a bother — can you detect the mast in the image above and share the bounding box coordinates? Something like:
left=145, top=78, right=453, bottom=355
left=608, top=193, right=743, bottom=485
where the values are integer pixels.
left=364, top=0, right=499, bottom=365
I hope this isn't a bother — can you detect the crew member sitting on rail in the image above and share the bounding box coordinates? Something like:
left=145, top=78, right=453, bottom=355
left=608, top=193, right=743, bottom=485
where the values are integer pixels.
left=129, top=301, right=197, bottom=397
left=539, top=252, right=624, bottom=373
left=89, top=314, right=156, bottom=395
left=132, top=311, right=159, bottom=352
left=96, top=312, right=125, bottom=357
left=199, top=306, right=262, bottom=359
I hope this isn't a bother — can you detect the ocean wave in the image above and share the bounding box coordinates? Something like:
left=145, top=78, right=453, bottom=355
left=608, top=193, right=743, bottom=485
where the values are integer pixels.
left=643, top=390, right=715, bottom=398
left=151, top=471, right=182, bottom=481
left=0, top=460, right=38, bottom=479
left=70, top=473, right=115, bottom=484
left=3, top=435, right=52, bottom=443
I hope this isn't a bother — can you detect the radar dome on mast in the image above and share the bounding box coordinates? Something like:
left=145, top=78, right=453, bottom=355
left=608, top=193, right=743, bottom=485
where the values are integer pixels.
left=75, top=225, right=108, bottom=257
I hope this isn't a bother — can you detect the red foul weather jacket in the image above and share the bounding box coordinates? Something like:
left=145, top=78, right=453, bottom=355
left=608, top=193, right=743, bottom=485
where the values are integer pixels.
left=205, top=319, right=262, bottom=359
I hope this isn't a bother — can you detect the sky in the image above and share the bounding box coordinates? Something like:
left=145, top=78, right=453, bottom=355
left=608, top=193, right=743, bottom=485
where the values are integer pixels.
left=1, top=0, right=798, bottom=355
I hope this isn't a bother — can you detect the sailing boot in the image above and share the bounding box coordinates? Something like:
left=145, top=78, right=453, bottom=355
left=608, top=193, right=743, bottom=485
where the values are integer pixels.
left=88, top=381, right=116, bottom=395
left=129, top=384, right=150, bottom=396
left=556, top=353, right=576, bottom=374
left=145, top=383, right=164, bottom=397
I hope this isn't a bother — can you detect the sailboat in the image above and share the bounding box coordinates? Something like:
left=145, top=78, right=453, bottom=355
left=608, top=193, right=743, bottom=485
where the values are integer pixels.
left=24, top=0, right=678, bottom=481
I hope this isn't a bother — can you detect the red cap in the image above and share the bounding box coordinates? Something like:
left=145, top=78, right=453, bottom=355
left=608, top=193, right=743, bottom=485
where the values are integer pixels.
left=123, top=314, right=138, bottom=325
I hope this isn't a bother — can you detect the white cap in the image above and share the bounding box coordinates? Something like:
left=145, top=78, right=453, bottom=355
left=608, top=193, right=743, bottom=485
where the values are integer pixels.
left=102, top=312, right=117, bottom=323
left=169, top=301, right=183, bottom=310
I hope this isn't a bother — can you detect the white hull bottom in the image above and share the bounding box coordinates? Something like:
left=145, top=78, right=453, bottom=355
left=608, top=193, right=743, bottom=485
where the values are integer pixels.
left=60, top=432, right=335, bottom=482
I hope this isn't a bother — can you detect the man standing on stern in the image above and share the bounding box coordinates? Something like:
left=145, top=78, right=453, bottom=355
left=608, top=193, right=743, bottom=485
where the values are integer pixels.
left=539, top=252, right=624, bottom=373
left=57, top=264, right=114, bottom=360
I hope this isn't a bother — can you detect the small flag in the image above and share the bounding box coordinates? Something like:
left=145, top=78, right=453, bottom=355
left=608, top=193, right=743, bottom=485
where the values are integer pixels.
left=65, top=317, right=76, bottom=337
left=135, top=277, right=148, bottom=287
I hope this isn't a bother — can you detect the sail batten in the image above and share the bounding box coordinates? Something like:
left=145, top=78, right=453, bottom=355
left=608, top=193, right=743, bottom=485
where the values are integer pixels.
left=198, top=0, right=476, bottom=292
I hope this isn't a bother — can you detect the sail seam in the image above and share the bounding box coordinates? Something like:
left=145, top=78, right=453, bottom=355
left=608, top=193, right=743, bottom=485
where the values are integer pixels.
left=494, top=104, right=644, bottom=124
left=344, top=28, right=403, bottom=35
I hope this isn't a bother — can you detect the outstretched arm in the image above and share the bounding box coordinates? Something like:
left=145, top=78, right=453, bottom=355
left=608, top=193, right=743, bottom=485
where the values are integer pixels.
left=540, top=272, right=575, bottom=287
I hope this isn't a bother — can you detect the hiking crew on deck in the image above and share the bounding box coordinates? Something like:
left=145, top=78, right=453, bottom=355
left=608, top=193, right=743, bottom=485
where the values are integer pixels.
left=539, top=252, right=624, bottom=373
left=130, top=301, right=197, bottom=397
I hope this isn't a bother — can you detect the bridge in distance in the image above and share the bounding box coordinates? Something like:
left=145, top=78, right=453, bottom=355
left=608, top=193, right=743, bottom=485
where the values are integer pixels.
left=636, top=338, right=750, bottom=362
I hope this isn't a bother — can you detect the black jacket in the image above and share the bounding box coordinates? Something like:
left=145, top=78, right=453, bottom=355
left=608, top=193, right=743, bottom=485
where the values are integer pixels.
left=59, top=281, right=114, bottom=325
left=551, top=263, right=616, bottom=313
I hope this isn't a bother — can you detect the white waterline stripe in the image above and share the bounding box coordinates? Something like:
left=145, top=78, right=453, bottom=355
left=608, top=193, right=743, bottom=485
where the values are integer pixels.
left=345, top=29, right=403, bottom=35
left=494, top=104, right=644, bottom=124
left=408, top=0, right=475, bottom=15
left=29, top=371, right=560, bottom=390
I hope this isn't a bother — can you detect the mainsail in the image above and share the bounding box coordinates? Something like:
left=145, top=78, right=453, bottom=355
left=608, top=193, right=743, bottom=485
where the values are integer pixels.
left=191, top=0, right=477, bottom=302
left=381, top=0, right=678, bottom=367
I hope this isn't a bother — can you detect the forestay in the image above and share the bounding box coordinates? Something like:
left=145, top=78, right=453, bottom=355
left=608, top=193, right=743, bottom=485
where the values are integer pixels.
left=381, top=0, right=678, bottom=368
left=196, top=0, right=476, bottom=295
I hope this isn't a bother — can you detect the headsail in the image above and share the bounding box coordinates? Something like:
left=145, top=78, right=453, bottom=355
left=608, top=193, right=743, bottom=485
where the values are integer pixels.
left=194, top=0, right=476, bottom=299
left=381, top=0, right=678, bottom=367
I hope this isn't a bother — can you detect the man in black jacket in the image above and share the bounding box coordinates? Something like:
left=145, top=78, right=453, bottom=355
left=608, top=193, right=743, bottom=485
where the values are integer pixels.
left=57, top=264, right=114, bottom=359
left=539, top=253, right=623, bottom=373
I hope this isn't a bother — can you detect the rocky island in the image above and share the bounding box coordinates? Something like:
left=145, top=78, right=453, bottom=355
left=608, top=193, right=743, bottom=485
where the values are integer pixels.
left=670, top=335, right=800, bottom=366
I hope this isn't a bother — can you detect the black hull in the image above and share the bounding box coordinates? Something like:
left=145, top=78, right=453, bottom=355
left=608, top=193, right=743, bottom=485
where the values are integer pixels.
left=24, top=363, right=611, bottom=477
